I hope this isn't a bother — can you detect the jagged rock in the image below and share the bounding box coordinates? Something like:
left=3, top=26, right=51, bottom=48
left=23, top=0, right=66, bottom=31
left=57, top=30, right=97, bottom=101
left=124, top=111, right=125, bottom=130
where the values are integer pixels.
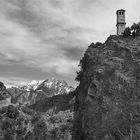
left=0, top=82, right=10, bottom=100
left=73, top=35, right=140, bottom=140
left=0, top=82, right=6, bottom=90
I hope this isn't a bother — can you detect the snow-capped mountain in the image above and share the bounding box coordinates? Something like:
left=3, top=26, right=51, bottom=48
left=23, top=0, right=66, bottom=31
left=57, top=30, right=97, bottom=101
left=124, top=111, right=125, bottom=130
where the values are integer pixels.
left=7, top=78, right=74, bottom=105
left=36, top=78, right=74, bottom=96
left=21, top=80, right=44, bottom=91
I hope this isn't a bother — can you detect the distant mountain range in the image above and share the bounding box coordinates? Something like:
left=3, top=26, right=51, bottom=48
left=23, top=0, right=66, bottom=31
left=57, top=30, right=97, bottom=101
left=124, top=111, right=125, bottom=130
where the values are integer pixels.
left=3, top=78, right=74, bottom=106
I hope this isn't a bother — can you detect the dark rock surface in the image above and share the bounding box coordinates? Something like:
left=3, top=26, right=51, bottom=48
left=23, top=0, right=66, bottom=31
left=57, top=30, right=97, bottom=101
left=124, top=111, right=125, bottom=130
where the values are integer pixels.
left=0, top=82, right=10, bottom=100
left=73, top=35, right=140, bottom=140
left=30, top=91, right=75, bottom=112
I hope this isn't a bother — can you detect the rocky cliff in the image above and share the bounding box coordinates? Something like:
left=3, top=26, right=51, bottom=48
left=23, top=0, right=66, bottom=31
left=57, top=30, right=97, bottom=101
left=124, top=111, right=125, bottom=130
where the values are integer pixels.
left=73, top=35, right=140, bottom=140
left=0, top=82, right=11, bottom=107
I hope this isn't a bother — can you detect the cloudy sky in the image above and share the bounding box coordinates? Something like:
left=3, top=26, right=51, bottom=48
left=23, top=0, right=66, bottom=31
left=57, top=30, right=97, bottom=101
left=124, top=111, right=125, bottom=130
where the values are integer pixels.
left=0, top=0, right=140, bottom=87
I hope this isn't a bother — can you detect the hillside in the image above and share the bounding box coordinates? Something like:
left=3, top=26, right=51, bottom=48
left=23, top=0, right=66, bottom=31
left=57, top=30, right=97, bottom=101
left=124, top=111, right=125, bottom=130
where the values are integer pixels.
left=0, top=79, right=75, bottom=140
left=30, top=91, right=75, bottom=112
left=0, top=104, right=73, bottom=140
left=73, top=35, right=140, bottom=140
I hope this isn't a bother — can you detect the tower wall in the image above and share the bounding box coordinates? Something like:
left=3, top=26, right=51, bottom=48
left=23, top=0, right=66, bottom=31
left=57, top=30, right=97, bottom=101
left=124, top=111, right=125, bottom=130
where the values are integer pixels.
left=117, top=24, right=126, bottom=35
left=116, top=9, right=126, bottom=35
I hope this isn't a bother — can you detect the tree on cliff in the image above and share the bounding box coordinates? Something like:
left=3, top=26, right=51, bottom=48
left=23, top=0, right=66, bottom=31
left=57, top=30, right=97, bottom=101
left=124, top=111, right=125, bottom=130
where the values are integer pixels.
left=131, top=22, right=140, bottom=36
left=123, top=22, right=140, bottom=37
left=123, top=27, right=131, bottom=37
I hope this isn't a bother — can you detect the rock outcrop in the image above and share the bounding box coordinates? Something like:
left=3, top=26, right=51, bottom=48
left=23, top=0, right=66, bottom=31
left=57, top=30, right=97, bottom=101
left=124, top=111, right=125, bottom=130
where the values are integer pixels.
left=0, top=82, right=9, bottom=100
left=73, top=35, right=140, bottom=140
left=0, top=82, right=11, bottom=108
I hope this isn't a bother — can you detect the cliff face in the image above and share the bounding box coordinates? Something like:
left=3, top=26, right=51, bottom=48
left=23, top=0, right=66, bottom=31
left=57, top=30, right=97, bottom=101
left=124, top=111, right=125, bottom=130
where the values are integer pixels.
left=73, top=35, right=140, bottom=140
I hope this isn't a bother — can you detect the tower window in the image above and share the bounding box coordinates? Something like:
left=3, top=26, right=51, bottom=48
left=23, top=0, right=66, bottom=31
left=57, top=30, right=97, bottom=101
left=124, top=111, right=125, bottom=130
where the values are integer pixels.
left=118, top=11, right=124, bottom=15
left=119, top=12, right=123, bottom=15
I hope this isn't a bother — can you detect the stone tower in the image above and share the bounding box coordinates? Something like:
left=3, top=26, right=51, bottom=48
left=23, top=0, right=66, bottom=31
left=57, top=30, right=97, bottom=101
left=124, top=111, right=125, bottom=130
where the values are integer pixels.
left=116, top=9, right=126, bottom=35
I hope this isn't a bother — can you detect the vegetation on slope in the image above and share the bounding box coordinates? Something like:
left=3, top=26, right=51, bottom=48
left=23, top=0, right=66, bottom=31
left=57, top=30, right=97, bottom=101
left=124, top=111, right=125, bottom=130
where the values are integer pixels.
left=123, top=22, right=140, bottom=37
left=0, top=81, right=75, bottom=140
left=30, top=91, right=75, bottom=112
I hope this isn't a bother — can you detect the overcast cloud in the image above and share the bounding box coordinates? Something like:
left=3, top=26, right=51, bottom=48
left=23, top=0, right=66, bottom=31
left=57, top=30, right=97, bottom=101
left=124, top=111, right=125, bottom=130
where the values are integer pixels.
left=0, top=0, right=140, bottom=86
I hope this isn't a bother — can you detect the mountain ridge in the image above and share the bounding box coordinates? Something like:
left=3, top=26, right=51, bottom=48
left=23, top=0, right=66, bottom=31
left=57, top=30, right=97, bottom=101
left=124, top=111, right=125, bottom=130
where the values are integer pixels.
left=1, top=78, right=74, bottom=106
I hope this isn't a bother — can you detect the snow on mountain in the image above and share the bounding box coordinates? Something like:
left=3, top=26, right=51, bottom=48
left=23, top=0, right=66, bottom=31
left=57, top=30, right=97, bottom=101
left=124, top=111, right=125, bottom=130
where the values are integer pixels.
left=7, top=78, right=74, bottom=106
left=38, top=78, right=74, bottom=96
left=21, top=80, right=44, bottom=91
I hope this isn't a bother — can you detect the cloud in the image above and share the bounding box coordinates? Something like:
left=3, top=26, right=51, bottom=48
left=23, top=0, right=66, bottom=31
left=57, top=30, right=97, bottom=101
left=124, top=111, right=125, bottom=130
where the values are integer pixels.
left=0, top=0, right=140, bottom=86
left=0, top=76, right=31, bottom=87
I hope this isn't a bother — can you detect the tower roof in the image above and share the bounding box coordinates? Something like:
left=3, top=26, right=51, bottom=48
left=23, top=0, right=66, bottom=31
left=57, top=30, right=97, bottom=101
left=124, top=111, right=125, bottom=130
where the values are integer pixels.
left=116, top=9, right=125, bottom=14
